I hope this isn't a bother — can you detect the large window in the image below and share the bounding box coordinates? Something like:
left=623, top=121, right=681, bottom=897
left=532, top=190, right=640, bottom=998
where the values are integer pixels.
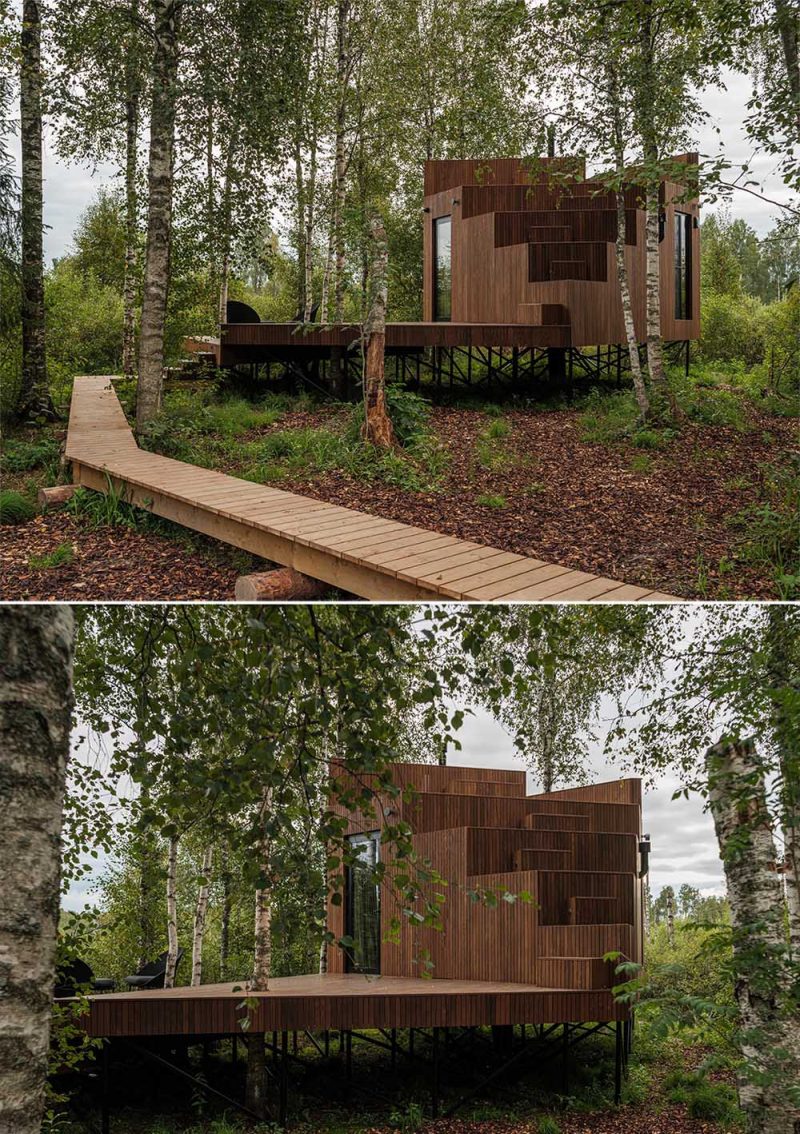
left=345, top=832, right=381, bottom=974
left=674, top=212, right=692, bottom=320
left=434, top=216, right=452, bottom=321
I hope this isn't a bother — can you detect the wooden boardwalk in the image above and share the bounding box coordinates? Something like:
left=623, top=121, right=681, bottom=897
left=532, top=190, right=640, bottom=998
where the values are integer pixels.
left=65, top=376, right=676, bottom=602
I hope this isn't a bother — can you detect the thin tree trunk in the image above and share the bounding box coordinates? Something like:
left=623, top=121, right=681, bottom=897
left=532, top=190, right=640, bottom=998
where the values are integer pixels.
left=220, top=846, right=232, bottom=978
left=164, top=834, right=179, bottom=989
left=361, top=214, right=396, bottom=450
left=775, top=0, right=800, bottom=143
left=293, top=140, right=306, bottom=318
left=191, top=846, right=213, bottom=986
left=706, top=736, right=800, bottom=1133
left=303, top=141, right=317, bottom=322
left=0, top=606, right=74, bottom=1134
left=766, top=606, right=800, bottom=960
left=122, top=0, right=140, bottom=384
left=332, top=0, right=350, bottom=324
left=136, top=0, right=182, bottom=429
left=137, top=784, right=160, bottom=968
left=246, top=786, right=273, bottom=1117
left=18, top=0, right=54, bottom=422
left=665, top=886, right=675, bottom=947
left=615, top=188, right=648, bottom=419
left=537, top=677, right=556, bottom=793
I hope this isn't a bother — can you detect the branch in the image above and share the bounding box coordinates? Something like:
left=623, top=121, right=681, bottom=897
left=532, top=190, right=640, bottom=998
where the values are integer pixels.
left=716, top=180, right=800, bottom=217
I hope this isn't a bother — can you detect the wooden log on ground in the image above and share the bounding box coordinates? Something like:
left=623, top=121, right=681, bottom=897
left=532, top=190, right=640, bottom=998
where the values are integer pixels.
left=235, top=567, right=330, bottom=602
left=38, top=484, right=78, bottom=509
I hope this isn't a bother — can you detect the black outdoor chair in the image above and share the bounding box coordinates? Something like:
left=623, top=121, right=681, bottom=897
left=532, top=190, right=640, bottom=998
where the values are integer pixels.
left=124, top=949, right=184, bottom=990
left=225, top=298, right=261, bottom=324
left=54, top=958, right=115, bottom=998
left=289, top=301, right=320, bottom=323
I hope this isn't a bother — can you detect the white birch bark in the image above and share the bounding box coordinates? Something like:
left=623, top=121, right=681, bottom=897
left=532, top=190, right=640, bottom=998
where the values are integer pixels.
left=191, top=846, right=213, bottom=987
left=0, top=606, right=74, bottom=1134
left=665, top=885, right=675, bottom=947
left=18, top=0, right=53, bottom=421
left=122, top=0, right=140, bottom=384
left=164, top=834, right=179, bottom=989
left=245, top=786, right=273, bottom=1117
left=706, top=736, right=800, bottom=1134
left=136, top=0, right=182, bottom=429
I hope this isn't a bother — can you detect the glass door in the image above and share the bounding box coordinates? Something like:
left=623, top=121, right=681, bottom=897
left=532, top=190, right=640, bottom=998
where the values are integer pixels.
left=674, top=212, right=692, bottom=320
left=345, top=832, right=381, bottom=974
left=434, top=216, right=452, bottom=321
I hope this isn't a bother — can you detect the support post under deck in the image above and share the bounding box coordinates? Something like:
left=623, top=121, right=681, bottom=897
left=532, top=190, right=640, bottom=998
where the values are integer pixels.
left=431, top=1027, right=441, bottom=1118
left=614, top=1021, right=623, bottom=1104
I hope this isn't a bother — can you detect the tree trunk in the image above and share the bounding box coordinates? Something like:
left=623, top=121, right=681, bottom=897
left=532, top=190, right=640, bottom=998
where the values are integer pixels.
left=191, top=846, right=213, bottom=987
left=0, top=606, right=74, bottom=1134
left=665, top=886, right=675, bottom=947
left=775, top=0, right=800, bottom=144
left=293, top=139, right=307, bottom=318
left=164, top=834, right=179, bottom=989
left=332, top=0, right=350, bottom=325
left=246, top=786, right=273, bottom=1117
left=136, top=0, right=182, bottom=430
left=615, top=188, right=648, bottom=420
left=136, top=784, right=160, bottom=968
left=220, top=847, right=232, bottom=979
left=765, top=606, right=800, bottom=961
left=361, top=215, right=396, bottom=451
left=537, top=677, right=556, bottom=793
left=706, top=736, right=800, bottom=1133
left=18, top=0, right=54, bottom=422
left=122, top=0, right=140, bottom=384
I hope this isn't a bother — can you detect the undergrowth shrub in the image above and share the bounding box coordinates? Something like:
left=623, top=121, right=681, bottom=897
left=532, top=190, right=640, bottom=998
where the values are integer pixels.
left=0, top=489, right=36, bottom=524
left=699, top=292, right=765, bottom=368
left=29, top=543, right=74, bottom=570
left=350, top=385, right=431, bottom=447
left=736, top=454, right=800, bottom=599
left=1, top=437, right=61, bottom=475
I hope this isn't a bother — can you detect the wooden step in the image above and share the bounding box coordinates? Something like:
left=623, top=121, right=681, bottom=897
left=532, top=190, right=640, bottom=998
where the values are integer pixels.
left=516, top=303, right=569, bottom=327
left=550, top=260, right=588, bottom=280
left=513, top=848, right=573, bottom=871
left=569, top=896, right=621, bottom=924
left=523, top=813, right=589, bottom=832
left=535, top=956, right=613, bottom=990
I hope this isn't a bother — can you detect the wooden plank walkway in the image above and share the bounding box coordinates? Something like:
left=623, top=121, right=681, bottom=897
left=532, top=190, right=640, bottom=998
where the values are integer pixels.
left=65, top=376, right=677, bottom=602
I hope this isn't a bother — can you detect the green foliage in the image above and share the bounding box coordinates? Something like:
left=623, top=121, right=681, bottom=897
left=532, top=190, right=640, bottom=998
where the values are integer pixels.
left=350, top=386, right=431, bottom=448
left=0, top=435, right=60, bottom=474
left=29, top=542, right=74, bottom=570
left=736, top=455, right=800, bottom=599
left=476, top=493, right=507, bottom=508
left=631, top=428, right=665, bottom=450
left=698, top=292, right=765, bottom=369
left=0, top=488, right=36, bottom=524
left=630, top=453, right=652, bottom=474
left=535, top=1117, right=563, bottom=1134
left=663, top=1070, right=742, bottom=1126
left=65, top=482, right=142, bottom=529
left=387, top=1101, right=424, bottom=1132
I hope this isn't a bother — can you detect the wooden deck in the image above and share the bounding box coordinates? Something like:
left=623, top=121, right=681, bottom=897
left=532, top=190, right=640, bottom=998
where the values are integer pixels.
left=65, top=376, right=676, bottom=602
left=77, top=973, right=627, bottom=1037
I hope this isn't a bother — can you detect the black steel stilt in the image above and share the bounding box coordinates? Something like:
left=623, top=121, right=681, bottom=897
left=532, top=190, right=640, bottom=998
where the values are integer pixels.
left=561, top=1023, right=569, bottom=1092
left=100, top=1039, right=110, bottom=1134
left=391, top=1027, right=397, bottom=1067
left=231, top=1034, right=237, bottom=1065
left=324, top=1029, right=330, bottom=1058
left=614, top=1021, right=623, bottom=1104
left=345, top=1029, right=352, bottom=1080
left=279, top=1030, right=289, bottom=1127
left=409, top=1027, right=414, bottom=1060
left=431, top=1027, right=440, bottom=1118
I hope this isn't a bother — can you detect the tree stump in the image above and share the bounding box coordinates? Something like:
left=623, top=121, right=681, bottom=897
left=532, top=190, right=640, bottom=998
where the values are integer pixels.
left=234, top=567, right=329, bottom=602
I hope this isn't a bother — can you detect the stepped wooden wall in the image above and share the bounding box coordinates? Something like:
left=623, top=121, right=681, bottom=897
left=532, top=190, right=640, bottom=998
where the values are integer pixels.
left=422, top=156, right=700, bottom=347
left=327, top=763, right=645, bottom=993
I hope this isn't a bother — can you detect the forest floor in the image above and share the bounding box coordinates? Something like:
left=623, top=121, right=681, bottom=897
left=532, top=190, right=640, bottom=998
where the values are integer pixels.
left=3, top=378, right=796, bottom=601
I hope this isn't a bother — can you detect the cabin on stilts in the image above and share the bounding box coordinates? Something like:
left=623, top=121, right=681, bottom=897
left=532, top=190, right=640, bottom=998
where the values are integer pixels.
left=72, top=761, right=650, bottom=1127
left=185, top=154, right=699, bottom=394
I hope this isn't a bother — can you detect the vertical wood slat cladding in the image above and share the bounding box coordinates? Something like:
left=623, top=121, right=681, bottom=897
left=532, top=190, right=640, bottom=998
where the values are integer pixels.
left=422, top=155, right=700, bottom=346
left=327, top=762, right=643, bottom=994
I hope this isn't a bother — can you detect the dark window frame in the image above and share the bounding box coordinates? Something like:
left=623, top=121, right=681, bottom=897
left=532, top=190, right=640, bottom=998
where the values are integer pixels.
left=433, top=215, right=452, bottom=322
left=674, top=211, right=692, bottom=320
left=344, top=831, right=381, bottom=975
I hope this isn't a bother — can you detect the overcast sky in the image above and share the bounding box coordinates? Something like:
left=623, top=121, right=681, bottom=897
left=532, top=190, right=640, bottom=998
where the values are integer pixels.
left=14, top=62, right=794, bottom=265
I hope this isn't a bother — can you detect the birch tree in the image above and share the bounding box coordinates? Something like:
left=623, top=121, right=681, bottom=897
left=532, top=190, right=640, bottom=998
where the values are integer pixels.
left=191, top=845, right=213, bottom=986
left=17, top=0, right=53, bottom=421
left=707, top=736, right=800, bottom=1133
left=0, top=606, right=75, bottom=1134
left=136, top=0, right=182, bottom=428
left=361, top=214, right=396, bottom=449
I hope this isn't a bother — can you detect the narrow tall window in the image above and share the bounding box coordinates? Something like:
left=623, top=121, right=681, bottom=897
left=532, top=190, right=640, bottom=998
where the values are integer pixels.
left=434, top=216, right=452, bottom=321
left=674, top=212, right=692, bottom=320
left=345, top=832, right=381, bottom=974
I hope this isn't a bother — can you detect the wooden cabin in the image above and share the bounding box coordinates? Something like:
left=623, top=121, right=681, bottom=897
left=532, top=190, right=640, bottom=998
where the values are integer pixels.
left=328, top=762, right=647, bottom=993
left=421, top=156, right=700, bottom=348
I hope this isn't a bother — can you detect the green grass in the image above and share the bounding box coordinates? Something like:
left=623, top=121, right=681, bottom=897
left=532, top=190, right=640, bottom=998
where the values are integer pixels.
left=630, top=453, right=653, bottom=474
left=0, top=489, right=36, bottom=524
left=1, top=436, right=61, bottom=475
left=475, top=415, right=516, bottom=471
left=476, top=493, right=507, bottom=508
left=28, top=543, right=74, bottom=570
left=735, top=455, right=800, bottom=599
